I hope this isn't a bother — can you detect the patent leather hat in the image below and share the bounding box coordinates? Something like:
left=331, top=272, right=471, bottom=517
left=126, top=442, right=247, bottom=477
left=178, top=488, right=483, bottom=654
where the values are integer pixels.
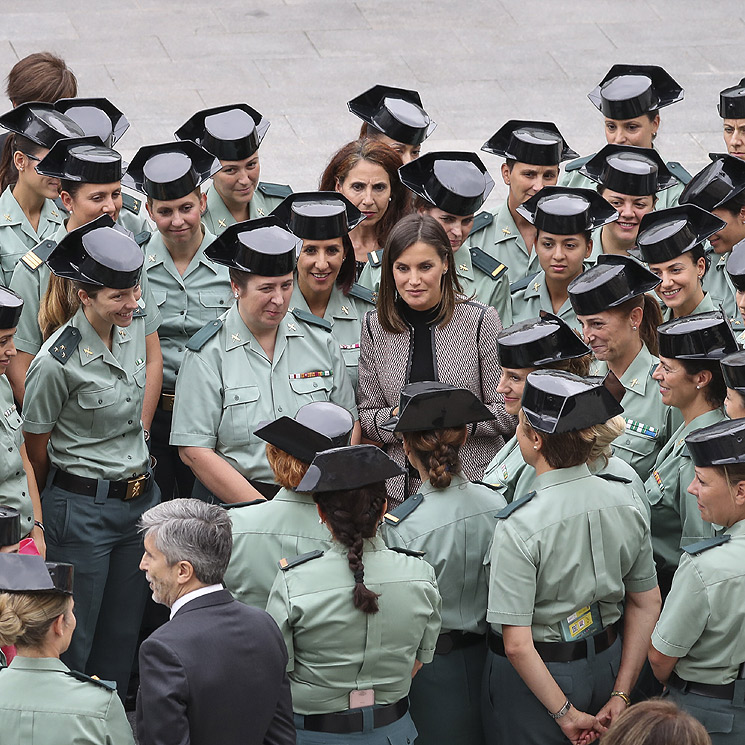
left=0, top=285, right=23, bottom=329
left=0, top=102, right=85, bottom=148
left=679, top=154, right=745, bottom=211
left=205, top=215, right=299, bottom=276
left=721, top=350, right=745, bottom=393
left=579, top=144, right=677, bottom=195
left=517, top=186, right=618, bottom=234
left=35, top=136, right=124, bottom=183
left=635, top=205, right=726, bottom=265
left=398, top=152, right=494, bottom=216
left=481, top=120, right=578, bottom=165
left=255, top=402, right=355, bottom=464
left=498, top=312, right=590, bottom=369
left=686, top=418, right=745, bottom=466
left=657, top=310, right=738, bottom=360
left=568, top=254, right=660, bottom=316
left=0, top=554, right=74, bottom=595
left=380, top=381, right=494, bottom=433
left=348, top=85, right=435, bottom=146
left=54, top=97, right=129, bottom=147
left=588, top=64, right=684, bottom=120
left=295, top=445, right=405, bottom=492
left=271, top=192, right=364, bottom=240
left=719, top=78, right=745, bottom=119
left=47, top=214, right=143, bottom=289
left=175, top=103, right=270, bottom=161
left=0, top=506, right=21, bottom=548
left=522, top=370, right=624, bottom=434
left=726, top=238, right=745, bottom=292
left=123, top=141, right=220, bottom=201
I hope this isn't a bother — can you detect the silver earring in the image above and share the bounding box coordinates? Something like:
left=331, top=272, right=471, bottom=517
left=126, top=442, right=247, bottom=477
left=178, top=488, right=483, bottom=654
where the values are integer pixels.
left=533, top=445, right=538, bottom=450
left=696, top=385, right=701, bottom=389
left=234, top=291, right=239, bottom=299
left=318, top=517, right=324, bottom=525
left=632, top=326, right=637, bottom=330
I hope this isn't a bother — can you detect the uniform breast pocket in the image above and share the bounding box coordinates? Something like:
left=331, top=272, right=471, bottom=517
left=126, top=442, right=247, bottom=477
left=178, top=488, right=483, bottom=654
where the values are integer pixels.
left=613, top=429, right=658, bottom=462
left=153, top=290, right=167, bottom=308
left=197, top=292, right=230, bottom=323
left=77, top=386, right=120, bottom=437
left=3, top=405, right=22, bottom=432
left=289, top=375, right=333, bottom=402
left=221, top=385, right=260, bottom=444
left=133, top=364, right=146, bottom=389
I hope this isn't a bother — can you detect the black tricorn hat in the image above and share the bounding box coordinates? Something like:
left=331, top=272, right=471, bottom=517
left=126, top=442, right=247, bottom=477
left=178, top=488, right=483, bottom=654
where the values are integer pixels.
left=517, top=186, right=618, bottom=234
left=588, top=64, right=684, bottom=120
left=657, top=310, right=738, bottom=360
left=380, top=381, right=495, bottom=433
left=54, top=97, right=129, bottom=147
left=0, top=506, right=21, bottom=547
left=175, top=103, right=270, bottom=161
left=498, top=311, right=590, bottom=369
left=123, top=141, right=220, bottom=201
left=726, top=238, right=745, bottom=292
left=679, top=154, right=745, bottom=211
left=686, top=417, right=745, bottom=466
left=719, top=78, right=745, bottom=119
left=579, top=144, right=677, bottom=195
left=254, top=402, right=355, bottom=465
left=35, top=136, right=124, bottom=183
left=635, top=205, right=726, bottom=265
left=568, top=254, right=660, bottom=316
left=481, top=120, right=578, bottom=166
left=295, top=444, right=405, bottom=493
left=271, top=192, right=365, bottom=240
left=721, top=350, right=745, bottom=393
left=205, top=215, right=299, bottom=276
left=0, top=554, right=74, bottom=595
left=0, top=102, right=85, bottom=148
left=398, top=151, right=494, bottom=216
left=522, top=370, right=624, bottom=434
left=0, top=285, right=24, bottom=329
left=47, top=214, right=143, bottom=289
left=348, top=85, right=435, bottom=146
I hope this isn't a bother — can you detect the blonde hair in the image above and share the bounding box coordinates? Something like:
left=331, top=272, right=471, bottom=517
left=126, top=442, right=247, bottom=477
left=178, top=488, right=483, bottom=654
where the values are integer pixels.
left=38, top=276, right=81, bottom=340
left=0, top=591, right=70, bottom=648
left=265, top=444, right=310, bottom=490
left=587, top=415, right=626, bottom=465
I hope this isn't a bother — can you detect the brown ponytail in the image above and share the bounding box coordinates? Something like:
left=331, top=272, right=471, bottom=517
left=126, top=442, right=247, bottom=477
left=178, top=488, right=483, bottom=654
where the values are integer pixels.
left=0, top=134, right=46, bottom=193
left=39, top=279, right=100, bottom=340
left=605, top=294, right=662, bottom=358
left=313, top=482, right=387, bottom=614
left=402, top=426, right=465, bottom=488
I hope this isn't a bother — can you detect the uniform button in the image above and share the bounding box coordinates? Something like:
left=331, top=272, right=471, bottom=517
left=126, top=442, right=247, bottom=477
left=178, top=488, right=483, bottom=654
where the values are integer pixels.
left=219, top=300, right=224, bottom=304
left=128, top=420, right=133, bottom=425
left=234, top=395, right=239, bottom=400
left=7, top=447, right=12, bottom=452
left=178, top=347, right=183, bottom=352
left=127, top=455, right=132, bottom=460
left=126, top=397, right=131, bottom=402
left=625, top=438, right=631, bottom=444
left=180, top=310, right=185, bottom=315
left=21, top=491, right=25, bottom=497
left=98, top=399, right=103, bottom=404
left=278, top=406, right=283, bottom=412
left=313, top=382, right=318, bottom=388
left=118, top=375, right=122, bottom=380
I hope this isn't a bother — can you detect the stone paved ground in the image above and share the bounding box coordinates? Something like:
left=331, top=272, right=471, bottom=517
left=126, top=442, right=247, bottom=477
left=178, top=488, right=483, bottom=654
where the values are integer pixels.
left=1, top=0, right=743, bottom=210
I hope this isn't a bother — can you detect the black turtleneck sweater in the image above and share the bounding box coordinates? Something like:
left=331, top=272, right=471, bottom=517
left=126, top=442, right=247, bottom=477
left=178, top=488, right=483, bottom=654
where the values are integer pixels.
left=401, top=302, right=440, bottom=383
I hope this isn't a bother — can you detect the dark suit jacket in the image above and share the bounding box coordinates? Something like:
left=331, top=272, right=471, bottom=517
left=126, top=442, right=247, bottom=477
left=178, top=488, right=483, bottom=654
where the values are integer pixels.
left=136, top=589, right=295, bottom=745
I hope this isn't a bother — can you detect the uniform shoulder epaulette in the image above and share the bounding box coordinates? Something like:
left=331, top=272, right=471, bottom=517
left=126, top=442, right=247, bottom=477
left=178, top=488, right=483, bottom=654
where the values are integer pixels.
left=134, top=230, right=151, bottom=247
left=186, top=319, right=223, bottom=351
left=20, top=239, right=57, bottom=271
left=121, top=192, right=143, bottom=215
left=367, top=249, right=383, bottom=268
left=65, top=670, right=117, bottom=691
left=564, top=154, right=593, bottom=172
left=347, top=283, right=376, bottom=305
left=278, top=549, right=324, bottom=571
left=291, top=307, right=332, bottom=331
left=666, top=161, right=692, bottom=185
left=388, top=545, right=425, bottom=558
left=470, top=247, right=508, bottom=281
left=683, top=534, right=731, bottom=555
left=50, top=326, right=81, bottom=364
left=223, top=499, right=266, bottom=509
left=595, top=473, right=632, bottom=484
left=680, top=444, right=691, bottom=458
left=496, top=490, right=535, bottom=519
left=474, top=480, right=503, bottom=492
left=132, top=304, right=146, bottom=318
left=510, top=271, right=540, bottom=294
left=470, top=210, right=494, bottom=234
left=383, top=492, right=424, bottom=525
left=258, top=182, right=293, bottom=199
left=53, top=196, right=70, bottom=215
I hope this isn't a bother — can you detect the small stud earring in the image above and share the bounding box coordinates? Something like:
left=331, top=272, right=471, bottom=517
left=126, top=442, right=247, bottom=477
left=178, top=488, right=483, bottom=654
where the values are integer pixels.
left=632, top=326, right=637, bottom=330
left=696, top=385, right=701, bottom=389
left=533, top=445, right=538, bottom=450
left=234, top=291, right=239, bottom=299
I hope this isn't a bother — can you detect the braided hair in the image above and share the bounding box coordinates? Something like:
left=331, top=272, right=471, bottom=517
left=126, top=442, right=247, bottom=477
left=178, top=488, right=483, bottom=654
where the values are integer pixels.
left=402, top=425, right=465, bottom=488
left=313, top=482, right=387, bottom=614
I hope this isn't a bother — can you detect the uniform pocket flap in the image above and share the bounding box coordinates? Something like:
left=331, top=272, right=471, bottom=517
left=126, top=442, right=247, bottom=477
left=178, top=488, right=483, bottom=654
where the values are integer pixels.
left=289, top=375, right=332, bottom=394
left=614, top=431, right=658, bottom=457
left=153, top=291, right=167, bottom=307
left=78, top=386, right=118, bottom=409
left=223, top=385, right=260, bottom=407
left=199, top=292, right=230, bottom=309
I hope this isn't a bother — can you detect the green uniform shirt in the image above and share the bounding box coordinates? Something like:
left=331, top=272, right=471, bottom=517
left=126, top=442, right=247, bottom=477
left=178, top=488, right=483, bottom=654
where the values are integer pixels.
left=652, top=520, right=745, bottom=685
left=170, top=304, right=357, bottom=483
left=0, top=656, right=134, bottom=745
left=487, top=464, right=657, bottom=642
left=289, top=282, right=371, bottom=391
left=510, top=269, right=580, bottom=330
left=224, top=487, right=333, bottom=610
left=661, top=291, right=716, bottom=323
left=117, top=188, right=152, bottom=237
left=382, top=474, right=504, bottom=634
left=703, top=249, right=738, bottom=323
left=23, top=309, right=150, bottom=481
left=202, top=183, right=287, bottom=237
left=645, top=408, right=725, bottom=577
left=266, top=535, right=442, bottom=715
left=0, top=187, right=64, bottom=286
left=143, top=226, right=231, bottom=389
left=0, top=375, right=33, bottom=536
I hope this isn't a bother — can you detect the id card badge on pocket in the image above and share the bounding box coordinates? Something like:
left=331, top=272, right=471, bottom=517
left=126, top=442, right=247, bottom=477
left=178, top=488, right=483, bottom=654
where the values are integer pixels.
left=349, top=689, right=375, bottom=709
left=558, top=602, right=602, bottom=642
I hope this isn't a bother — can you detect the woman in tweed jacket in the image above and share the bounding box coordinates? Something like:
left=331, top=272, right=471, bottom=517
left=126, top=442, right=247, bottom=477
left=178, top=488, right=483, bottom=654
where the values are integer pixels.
left=357, top=214, right=516, bottom=506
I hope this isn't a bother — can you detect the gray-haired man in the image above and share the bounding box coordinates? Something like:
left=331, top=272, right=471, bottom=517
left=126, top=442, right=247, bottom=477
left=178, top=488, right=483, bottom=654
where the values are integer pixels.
left=136, top=499, right=295, bottom=745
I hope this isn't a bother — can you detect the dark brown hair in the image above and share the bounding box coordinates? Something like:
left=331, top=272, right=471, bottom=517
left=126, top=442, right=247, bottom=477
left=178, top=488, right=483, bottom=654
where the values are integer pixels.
left=680, top=358, right=727, bottom=409
left=377, top=213, right=463, bottom=333
left=719, top=191, right=745, bottom=218
left=403, top=426, right=466, bottom=488
left=0, top=133, right=47, bottom=192
left=313, top=482, right=387, bottom=614
left=265, top=444, right=309, bottom=490
left=601, top=699, right=711, bottom=745
left=606, top=294, right=663, bottom=357
left=6, top=52, right=77, bottom=105
left=520, top=410, right=595, bottom=469
left=543, top=353, right=593, bottom=377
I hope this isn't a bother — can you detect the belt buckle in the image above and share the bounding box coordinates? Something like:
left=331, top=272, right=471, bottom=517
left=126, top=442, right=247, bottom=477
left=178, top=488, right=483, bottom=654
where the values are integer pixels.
left=161, top=393, right=175, bottom=412
left=124, top=474, right=147, bottom=500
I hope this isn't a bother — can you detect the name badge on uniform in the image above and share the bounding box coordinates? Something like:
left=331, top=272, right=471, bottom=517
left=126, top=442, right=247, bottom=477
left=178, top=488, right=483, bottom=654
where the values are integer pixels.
left=288, top=370, right=332, bottom=379
left=559, top=602, right=602, bottom=643
left=349, top=689, right=375, bottom=709
left=625, top=418, right=658, bottom=439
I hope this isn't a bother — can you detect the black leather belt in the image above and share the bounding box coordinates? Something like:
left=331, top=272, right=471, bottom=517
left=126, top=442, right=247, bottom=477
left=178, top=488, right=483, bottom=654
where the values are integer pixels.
left=435, top=631, right=485, bottom=655
left=159, top=391, right=175, bottom=412
left=668, top=672, right=736, bottom=700
left=53, top=464, right=153, bottom=501
left=488, top=625, right=617, bottom=663
left=299, top=697, right=408, bottom=734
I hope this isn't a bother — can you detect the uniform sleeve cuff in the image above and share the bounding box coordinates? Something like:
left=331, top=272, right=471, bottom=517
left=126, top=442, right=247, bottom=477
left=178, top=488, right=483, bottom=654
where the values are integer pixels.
left=21, top=420, right=55, bottom=434
left=651, top=627, right=691, bottom=657
left=624, top=574, right=659, bottom=593
left=486, top=609, right=533, bottom=626
left=168, top=433, right=218, bottom=448
left=13, top=337, right=41, bottom=355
